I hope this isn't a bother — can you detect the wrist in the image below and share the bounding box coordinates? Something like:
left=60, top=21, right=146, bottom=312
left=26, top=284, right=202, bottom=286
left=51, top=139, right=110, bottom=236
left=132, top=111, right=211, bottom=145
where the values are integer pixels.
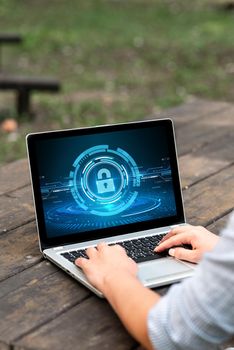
left=102, top=269, right=138, bottom=297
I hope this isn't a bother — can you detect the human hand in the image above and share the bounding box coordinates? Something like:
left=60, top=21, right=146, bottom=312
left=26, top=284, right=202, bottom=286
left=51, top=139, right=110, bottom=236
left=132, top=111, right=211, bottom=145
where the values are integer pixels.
left=75, top=242, right=138, bottom=294
left=155, top=225, right=220, bottom=263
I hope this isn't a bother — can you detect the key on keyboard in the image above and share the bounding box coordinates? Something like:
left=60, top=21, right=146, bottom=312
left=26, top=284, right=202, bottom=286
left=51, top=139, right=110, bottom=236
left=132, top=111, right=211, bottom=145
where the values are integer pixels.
left=61, top=233, right=168, bottom=264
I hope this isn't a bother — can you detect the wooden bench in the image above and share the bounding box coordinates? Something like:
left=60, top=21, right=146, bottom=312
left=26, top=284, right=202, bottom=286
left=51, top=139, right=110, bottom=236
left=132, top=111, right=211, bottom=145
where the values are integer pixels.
left=0, top=34, right=22, bottom=44
left=0, top=75, right=61, bottom=115
left=211, top=0, right=234, bottom=10
left=0, top=33, right=61, bottom=116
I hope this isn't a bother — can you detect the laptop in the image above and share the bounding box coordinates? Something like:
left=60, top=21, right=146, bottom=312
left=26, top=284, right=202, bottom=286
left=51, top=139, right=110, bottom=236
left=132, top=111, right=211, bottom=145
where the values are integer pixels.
left=26, top=118, right=195, bottom=297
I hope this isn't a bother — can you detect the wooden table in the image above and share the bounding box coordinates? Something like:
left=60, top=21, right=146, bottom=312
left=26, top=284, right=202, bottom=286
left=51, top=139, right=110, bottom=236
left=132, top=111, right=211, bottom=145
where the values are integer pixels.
left=0, top=98, right=233, bottom=350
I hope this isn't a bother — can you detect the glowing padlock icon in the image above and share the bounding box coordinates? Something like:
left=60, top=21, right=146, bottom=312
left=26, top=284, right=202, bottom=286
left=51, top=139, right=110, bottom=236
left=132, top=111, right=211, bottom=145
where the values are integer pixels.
left=96, top=168, right=115, bottom=194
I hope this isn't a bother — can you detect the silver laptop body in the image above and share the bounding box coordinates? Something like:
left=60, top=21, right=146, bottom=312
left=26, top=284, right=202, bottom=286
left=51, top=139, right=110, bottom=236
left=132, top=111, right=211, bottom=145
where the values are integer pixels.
left=27, top=119, right=195, bottom=298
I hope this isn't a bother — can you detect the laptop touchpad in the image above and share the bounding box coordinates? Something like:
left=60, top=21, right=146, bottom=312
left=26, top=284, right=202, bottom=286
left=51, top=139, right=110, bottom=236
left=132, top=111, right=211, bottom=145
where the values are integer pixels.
left=138, top=258, right=192, bottom=282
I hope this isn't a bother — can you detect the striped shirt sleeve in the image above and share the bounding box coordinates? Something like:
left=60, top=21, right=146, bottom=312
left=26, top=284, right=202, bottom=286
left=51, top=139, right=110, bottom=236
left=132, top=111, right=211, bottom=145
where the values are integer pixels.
left=147, top=212, right=234, bottom=350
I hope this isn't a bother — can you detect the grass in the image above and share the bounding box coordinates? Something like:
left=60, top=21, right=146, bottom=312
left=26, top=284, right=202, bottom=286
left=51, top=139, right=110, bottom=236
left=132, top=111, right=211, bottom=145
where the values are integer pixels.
left=0, top=0, right=233, bottom=164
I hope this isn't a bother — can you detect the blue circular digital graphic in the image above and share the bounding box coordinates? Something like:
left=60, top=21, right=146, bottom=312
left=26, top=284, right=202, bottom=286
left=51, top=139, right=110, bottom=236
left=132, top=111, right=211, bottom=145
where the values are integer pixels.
left=69, top=145, right=141, bottom=216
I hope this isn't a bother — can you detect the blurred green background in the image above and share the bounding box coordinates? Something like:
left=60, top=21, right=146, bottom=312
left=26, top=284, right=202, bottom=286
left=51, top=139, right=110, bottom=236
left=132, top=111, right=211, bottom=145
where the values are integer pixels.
left=0, top=0, right=233, bottom=164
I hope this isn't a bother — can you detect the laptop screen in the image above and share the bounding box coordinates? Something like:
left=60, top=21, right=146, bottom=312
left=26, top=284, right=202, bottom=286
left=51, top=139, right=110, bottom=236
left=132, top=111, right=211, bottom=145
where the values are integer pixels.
left=28, top=119, right=185, bottom=248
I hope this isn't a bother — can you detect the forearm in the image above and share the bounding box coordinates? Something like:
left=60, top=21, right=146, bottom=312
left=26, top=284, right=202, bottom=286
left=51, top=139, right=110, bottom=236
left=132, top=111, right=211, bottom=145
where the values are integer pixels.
left=103, top=271, right=160, bottom=349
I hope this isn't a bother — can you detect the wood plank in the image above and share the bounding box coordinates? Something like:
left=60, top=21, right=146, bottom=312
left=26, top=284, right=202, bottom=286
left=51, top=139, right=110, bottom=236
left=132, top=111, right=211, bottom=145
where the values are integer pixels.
left=0, top=341, right=10, bottom=350
left=0, top=159, right=30, bottom=195
left=171, top=101, right=230, bottom=127
left=0, top=185, right=34, bottom=235
left=0, top=221, right=41, bottom=282
left=175, top=105, right=234, bottom=155
left=0, top=260, right=56, bottom=299
left=184, top=164, right=234, bottom=226
left=0, top=265, right=90, bottom=345
left=14, top=297, right=136, bottom=350
left=157, top=98, right=229, bottom=125
left=179, top=132, right=234, bottom=188
left=207, top=212, right=230, bottom=235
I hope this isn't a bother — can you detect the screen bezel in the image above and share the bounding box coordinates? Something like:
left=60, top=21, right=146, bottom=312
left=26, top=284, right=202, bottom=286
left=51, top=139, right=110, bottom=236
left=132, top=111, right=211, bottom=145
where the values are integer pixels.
left=27, top=118, right=185, bottom=250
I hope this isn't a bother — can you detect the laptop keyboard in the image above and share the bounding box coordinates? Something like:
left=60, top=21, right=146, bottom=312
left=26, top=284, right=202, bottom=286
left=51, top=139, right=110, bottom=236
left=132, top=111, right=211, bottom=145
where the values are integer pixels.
left=61, top=233, right=168, bottom=264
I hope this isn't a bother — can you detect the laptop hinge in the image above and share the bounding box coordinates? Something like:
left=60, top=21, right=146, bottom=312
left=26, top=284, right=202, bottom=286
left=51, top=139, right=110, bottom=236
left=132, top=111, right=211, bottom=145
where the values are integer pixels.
left=53, top=246, right=64, bottom=251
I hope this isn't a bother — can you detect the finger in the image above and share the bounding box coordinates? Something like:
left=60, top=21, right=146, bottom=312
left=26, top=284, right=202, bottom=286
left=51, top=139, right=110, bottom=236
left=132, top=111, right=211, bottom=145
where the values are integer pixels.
left=96, top=242, right=108, bottom=251
left=160, top=230, right=177, bottom=243
left=169, top=247, right=198, bottom=263
left=75, top=257, right=89, bottom=269
left=86, top=246, right=98, bottom=258
left=160, top=225, right=192, bottom=243
left=155, top=232, right=192, bottom=252
left=114, top=244, right=126, bottom=253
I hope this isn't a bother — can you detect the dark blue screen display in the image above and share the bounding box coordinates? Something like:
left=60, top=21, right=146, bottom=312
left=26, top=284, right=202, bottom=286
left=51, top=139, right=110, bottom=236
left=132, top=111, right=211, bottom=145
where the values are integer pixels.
left=36, top=125, right=177, bottom=238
